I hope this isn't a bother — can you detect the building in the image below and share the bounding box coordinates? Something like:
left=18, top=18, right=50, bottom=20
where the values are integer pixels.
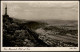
left=3, top=4, right=9, bottom=17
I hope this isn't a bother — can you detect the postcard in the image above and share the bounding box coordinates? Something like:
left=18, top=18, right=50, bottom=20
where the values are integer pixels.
left=1, top=1, right=79, bottom=51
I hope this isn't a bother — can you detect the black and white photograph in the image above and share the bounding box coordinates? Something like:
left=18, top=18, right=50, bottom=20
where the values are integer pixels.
left=1, top=1, right=79, bottom=51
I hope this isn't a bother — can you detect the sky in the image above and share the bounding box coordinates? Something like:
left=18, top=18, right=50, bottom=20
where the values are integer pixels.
left=2, top=1, right=79, bottom=20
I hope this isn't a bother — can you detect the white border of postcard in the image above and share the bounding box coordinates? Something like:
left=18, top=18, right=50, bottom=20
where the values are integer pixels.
left=1, top=1, right=79, bottom=51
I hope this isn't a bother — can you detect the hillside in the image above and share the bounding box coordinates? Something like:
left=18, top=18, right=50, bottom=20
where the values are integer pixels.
left=3, top=15, right=49, bottom=47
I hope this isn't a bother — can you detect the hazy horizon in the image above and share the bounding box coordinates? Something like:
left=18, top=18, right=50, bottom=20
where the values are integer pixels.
left=2, top=1, right=79, bottom=20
